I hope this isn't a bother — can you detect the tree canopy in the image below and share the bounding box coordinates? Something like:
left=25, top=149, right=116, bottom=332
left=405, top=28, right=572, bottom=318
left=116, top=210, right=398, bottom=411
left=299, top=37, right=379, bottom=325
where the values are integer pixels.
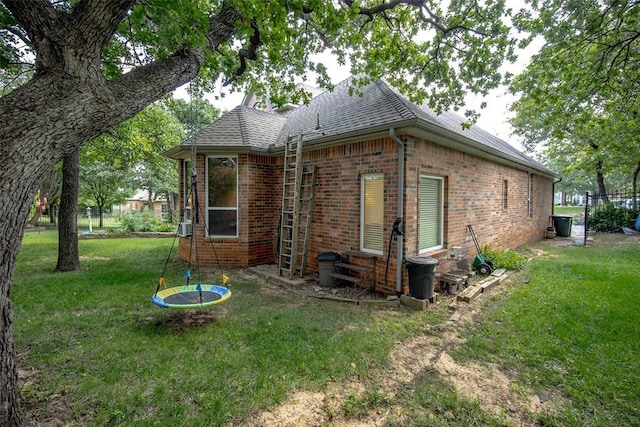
left=509, top=0, right=640, bottom=195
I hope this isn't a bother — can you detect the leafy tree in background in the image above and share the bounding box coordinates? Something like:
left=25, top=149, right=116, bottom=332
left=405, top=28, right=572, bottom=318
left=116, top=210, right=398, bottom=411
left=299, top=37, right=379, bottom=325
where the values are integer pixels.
left=165, top=96, right=221, bottom=136
left=26, top=166, right=61, bottom=226
left=129, top=103, right=188, bottom=222
left=80, top=104, right=185, bottom=226
left=0, top=1, right=516, bottom=424
left=509, top=0, right=640, bottom=198
left=79, top=162, right=135, bottom=227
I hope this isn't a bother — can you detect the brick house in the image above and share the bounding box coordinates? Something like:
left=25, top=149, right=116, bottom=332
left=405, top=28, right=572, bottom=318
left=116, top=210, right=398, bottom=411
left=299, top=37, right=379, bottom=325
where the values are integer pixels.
left=165, top=78, right=558, bottom=296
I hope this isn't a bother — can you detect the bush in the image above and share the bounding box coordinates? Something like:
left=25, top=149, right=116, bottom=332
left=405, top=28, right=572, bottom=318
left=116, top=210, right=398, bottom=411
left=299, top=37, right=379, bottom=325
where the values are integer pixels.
left=589, top=203, right=639, bottom=232
left=481, top=244, right=527, bottom=271
left=118, top=211, right=172, bottom=232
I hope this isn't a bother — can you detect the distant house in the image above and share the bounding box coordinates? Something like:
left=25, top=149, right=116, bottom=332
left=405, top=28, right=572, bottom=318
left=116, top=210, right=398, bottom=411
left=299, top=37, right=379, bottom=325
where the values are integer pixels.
left=113, top=189, right=168, bottom=220
left=165, top=77, right=558, bottom=296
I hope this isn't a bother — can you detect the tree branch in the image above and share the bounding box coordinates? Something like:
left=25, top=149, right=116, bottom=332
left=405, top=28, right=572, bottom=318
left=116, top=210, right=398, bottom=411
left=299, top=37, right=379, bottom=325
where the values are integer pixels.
left=2, top=0, right=59, bottom=56
left=70, top=0, right=137, bottom=59
left=205, top=4, right=243, bottom=50
left=224, top=19, right=261, bottom=85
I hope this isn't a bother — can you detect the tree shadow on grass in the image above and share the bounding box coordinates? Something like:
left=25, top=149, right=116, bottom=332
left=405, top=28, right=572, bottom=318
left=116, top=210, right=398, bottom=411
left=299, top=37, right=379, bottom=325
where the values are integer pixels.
left=138, top=308, right=228, bottom=334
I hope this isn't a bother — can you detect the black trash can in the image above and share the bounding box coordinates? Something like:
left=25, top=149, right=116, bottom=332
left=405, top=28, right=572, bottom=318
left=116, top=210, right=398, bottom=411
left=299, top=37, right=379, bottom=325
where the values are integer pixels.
left=316, top=251, right=341, bottom=286
left=551, top=215, right=573, bottom=237
left=406, top=256, right=438, bottom=299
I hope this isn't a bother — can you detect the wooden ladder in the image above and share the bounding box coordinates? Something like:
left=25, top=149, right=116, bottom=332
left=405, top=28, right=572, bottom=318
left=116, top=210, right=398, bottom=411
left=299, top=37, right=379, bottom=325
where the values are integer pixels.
left=297, top=165, right=316, bottom=277
left=278, top=133, right=316, bottom=278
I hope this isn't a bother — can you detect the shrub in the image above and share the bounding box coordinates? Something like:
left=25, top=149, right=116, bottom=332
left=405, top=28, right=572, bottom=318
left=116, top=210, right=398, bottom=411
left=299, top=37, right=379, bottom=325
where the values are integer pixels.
left=589, top=203, right=639, bottom=232
left=118, top=211, right=171, bottom=232
left=481, top=244, right=527, bottom=271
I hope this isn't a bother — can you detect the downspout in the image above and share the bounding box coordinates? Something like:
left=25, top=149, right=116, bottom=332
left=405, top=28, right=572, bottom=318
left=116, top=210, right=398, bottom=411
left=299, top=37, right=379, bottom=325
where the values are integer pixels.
left=389, top=128, right=404, bottom=296
left=552, top=177, right=562, bottom=214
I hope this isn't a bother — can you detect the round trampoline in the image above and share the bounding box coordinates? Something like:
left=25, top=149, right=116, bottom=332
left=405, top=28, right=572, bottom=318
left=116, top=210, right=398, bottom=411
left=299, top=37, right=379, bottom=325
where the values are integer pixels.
left=152, top=284, right=231, bottom=309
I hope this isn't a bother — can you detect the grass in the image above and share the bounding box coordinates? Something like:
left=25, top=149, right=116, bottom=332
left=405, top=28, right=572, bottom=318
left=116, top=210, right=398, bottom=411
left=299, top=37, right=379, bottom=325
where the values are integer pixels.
left=553, top=205, right=585, bottom=216
left=455, top=234, right=640, bottom=426
left=14, top=231, right=453, bottom=425
left=12, top=231, right=640, bottom=425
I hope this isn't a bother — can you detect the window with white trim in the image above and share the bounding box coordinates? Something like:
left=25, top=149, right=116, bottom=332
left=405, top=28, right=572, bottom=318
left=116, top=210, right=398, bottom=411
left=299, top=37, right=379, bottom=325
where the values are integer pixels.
left=182, top=160, right=192, bottom=223
left=361, top=174, right=384, bottom=254
left=206, top=156, right=238, bottom=237
left=161, top=202, right=168, bottom=221
left=419, top=175, right=444, bottom=253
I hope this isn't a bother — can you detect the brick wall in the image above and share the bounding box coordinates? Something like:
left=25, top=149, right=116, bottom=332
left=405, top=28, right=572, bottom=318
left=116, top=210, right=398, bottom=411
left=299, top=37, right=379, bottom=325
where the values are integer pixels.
left=301, top=134, right=553, bottom=295
left=179, top=134, right=554, bottom=294
left=178, top=154, right=281, bottom=268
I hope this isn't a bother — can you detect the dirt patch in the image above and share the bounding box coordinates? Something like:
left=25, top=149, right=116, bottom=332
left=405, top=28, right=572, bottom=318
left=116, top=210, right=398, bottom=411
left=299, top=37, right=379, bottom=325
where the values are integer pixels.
left=242, top=272, right=558, bottom=426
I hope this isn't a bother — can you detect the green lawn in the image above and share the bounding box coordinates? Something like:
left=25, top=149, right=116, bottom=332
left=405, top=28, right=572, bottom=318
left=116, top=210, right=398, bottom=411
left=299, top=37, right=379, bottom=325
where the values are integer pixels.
left=553, top=205, right=585, bottom=216
left=14, top=231, right=451, bottom=425
left=12, top=231, right=640, bottom=426
left=456, top=234, right=640, bottom=426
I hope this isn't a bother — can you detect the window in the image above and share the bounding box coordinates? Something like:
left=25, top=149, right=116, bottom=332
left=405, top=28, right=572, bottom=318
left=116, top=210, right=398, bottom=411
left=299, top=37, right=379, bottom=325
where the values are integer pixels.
left=182, top=160, right=192, bottom=222
left=419, top=175, right=443, bottom=253
left=361, top=174, right=384, bottom=254
left=207, top=157, right=238, bottom=237
left=161, top=202, right=168, bottom=221
left=527, top=173, right=533, bottom=217
left=502, top=179, right=508, bottom=210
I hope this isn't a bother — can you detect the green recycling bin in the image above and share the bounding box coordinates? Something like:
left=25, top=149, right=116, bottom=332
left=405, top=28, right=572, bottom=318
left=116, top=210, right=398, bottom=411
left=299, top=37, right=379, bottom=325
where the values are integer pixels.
left=406, top=256, right=438, bottom=299
left=551, top=215, right=573, bottom=237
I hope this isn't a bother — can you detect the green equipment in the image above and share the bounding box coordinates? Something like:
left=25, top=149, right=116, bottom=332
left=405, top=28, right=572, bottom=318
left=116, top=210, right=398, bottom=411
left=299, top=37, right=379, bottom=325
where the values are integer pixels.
left=467, top=224, right=494, bottom=275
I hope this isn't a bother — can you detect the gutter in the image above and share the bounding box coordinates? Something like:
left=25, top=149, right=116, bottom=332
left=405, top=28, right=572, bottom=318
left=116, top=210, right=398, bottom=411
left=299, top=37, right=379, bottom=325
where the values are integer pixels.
left=552, top=176, right=563, bottom=213
left=389, top=128, right=404, bottom=296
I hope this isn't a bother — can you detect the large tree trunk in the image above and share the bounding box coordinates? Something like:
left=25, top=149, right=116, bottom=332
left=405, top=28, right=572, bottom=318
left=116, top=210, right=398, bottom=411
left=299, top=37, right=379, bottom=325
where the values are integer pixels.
left=632, top=160, right=640, bottom=211
left=0, top=170, right=37, bottom=427
left=56, top=149, right=80, bottom=272
left=0, top=2, right=241, bottom=423
left=595, top=160, right=609, bottom=202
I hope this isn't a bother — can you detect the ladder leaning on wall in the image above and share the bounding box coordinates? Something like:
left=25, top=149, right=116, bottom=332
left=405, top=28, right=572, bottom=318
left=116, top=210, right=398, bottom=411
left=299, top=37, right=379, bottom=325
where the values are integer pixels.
left=278, top=132, right=316, bottom=278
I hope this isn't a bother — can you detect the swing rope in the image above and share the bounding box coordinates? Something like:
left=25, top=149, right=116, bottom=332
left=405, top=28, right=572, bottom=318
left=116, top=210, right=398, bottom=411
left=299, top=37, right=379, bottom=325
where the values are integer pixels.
left=152, top=80, right=230, bottom=308
left=187, top=81, right=227, bottom=287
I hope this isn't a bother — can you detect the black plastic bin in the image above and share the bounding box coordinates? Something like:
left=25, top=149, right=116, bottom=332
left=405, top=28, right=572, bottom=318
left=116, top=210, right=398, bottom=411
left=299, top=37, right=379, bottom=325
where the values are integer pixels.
left=316, top=251, right=341, bottom=287
left=551, top=215, right=573, bottom=237
left=406, top=256, right=438, bottom=299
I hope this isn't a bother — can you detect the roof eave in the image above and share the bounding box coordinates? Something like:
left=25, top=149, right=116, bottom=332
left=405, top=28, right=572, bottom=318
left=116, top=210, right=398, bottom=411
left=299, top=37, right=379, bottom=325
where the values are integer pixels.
left=410, top=118, right=559, bottom=179
left=292, top=119, right=418, bottom=152
left=165, top=117, right=558, bottom=179
left=164, top=145, right=271, bottom=159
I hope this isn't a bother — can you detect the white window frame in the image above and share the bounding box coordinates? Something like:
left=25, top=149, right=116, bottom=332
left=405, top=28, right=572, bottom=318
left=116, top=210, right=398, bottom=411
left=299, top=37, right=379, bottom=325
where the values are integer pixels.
left=360, top=173, right=384, bottom=255
left=206, top=156, right=238, bottom=238
left=161, top=202, right=168, bottom=221
left=419, top=175, right=444, bottom=253
left=182, top=160, right=192, bottom=223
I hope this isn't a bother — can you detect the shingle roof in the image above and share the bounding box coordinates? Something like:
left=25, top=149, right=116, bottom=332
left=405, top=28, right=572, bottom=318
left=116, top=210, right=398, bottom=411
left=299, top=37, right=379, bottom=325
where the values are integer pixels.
left=166, top=77, right=555, bottom=176
left=278, top=79, right=417, bottom=143
left=172, top=105, right=286, bottom=152
left=279, top=78, right=552, bottom=175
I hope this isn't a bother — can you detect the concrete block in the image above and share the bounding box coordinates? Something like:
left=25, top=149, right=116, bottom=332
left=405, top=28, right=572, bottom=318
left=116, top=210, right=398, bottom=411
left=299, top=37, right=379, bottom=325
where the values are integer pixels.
left=400, top=294, right=429, bottom=311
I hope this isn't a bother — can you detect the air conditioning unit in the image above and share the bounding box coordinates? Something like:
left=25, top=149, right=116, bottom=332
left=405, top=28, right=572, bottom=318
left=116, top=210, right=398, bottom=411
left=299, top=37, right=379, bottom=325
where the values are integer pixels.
left=178, top=221, right=192, bottom=237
